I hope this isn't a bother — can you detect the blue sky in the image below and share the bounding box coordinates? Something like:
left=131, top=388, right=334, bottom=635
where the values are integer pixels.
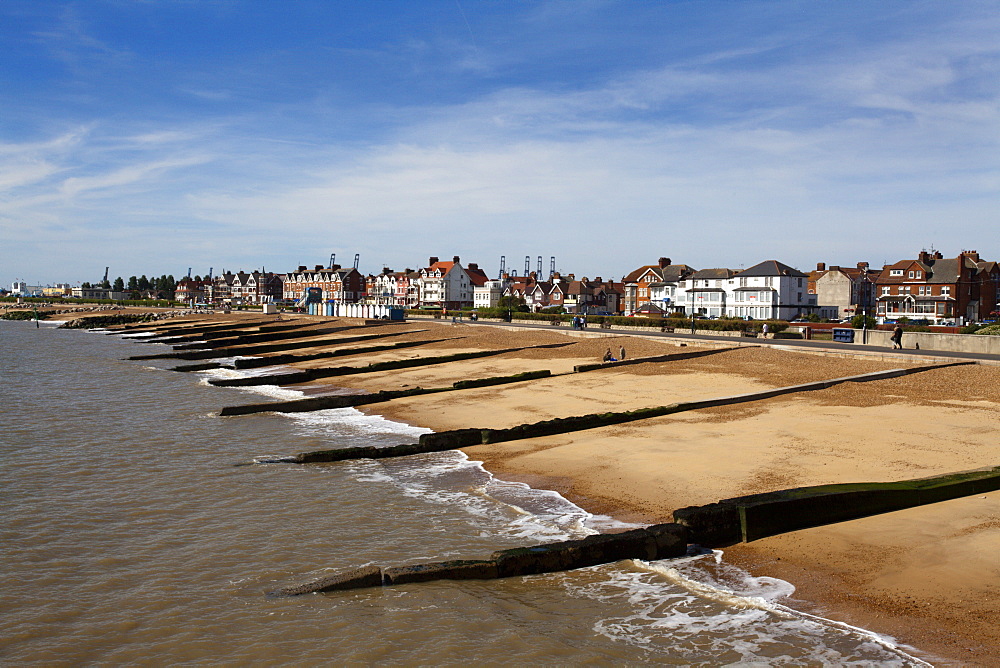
left=2, top=1, right=998, bottom=287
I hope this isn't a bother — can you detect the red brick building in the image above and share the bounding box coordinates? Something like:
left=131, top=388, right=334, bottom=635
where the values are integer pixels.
left=875, top=250, right=1000, bottom=324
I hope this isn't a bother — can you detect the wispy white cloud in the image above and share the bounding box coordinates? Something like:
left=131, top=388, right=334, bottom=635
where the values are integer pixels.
left=58, top=155, right=212, bottom=197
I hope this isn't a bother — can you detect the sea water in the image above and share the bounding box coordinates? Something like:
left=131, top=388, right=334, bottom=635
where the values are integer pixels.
left=0, top=320, right=928, bottom=665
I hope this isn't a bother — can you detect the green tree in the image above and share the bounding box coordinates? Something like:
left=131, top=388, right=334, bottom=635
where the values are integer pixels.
left=100, top=279, right=111, bottom=289
left=81, top=281, right=92, bottom=289
left=112, top=276, right=124, bottom=291
left=127, top=276, right=139, bottom=291
left=137, top=275, right=150, bottom=291
left=497, top=295, right=529, bottom=312
left=851, top=314, right=877, bottom=329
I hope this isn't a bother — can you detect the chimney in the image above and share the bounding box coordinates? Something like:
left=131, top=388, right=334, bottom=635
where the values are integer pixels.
left=453, top=255, right=460, bottom=264
left=962, top=250, right=980, bottom=262
left=467, top=263, right=478, bottom=270
left=857, top=262, right=868, bottom=270
left=830, top=265, right=840, bottom=272
left=817, top=262, right=826, bottom=271
left=382, top=267, right=392, bottom=275
left=429, top=256, right=439, bottom=266
left=314, top=265, right=323, bottom=271
left=331, top=264, right=341, bottom=271
left=918, top=250, right=931, bottom=264
left=595, top=276, right=602, bottom=283
left=658, top=257, right=671, bottom=268
left=297, top=265, right=307, bottom=272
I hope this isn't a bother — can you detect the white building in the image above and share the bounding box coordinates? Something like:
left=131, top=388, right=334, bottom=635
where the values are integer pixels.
left=474, top=277, right=506, bottom=309
left=415, top=256, right=489, bottom=309
left=725, top=260, right=822, bottom=320
left=676, top=268, right=735, bottom=318
left=11, top=281, right=45, bottom=297
left=673, top=260, right=828, bottom=320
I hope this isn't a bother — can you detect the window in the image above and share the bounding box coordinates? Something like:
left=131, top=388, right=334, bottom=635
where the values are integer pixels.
left=797, top=278, right=803, bottom=288
left=908, top=271, right=915, bottom=278
left=916, top=271, right=922, bottom=278
left=740, top=277, right=747, bottom=287
left=942, top=286, right=951, bottom=295
left=890, top=269, right=903, bottom=276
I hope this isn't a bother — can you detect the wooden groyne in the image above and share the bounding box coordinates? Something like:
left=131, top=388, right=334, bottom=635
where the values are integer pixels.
left=229, top=335, right=440, bottom=368
left=144, top=320, right=317, bottom=343
left=169, top=324, right=365, bottom=350
left=674, top=465, right=1000, bottom=547
left=219, top=370, right=551, bottom=416
left=572, top=346, right=733, bottom=372
left=270, top=523, right=688, bottom=595
left=208, top=343, right=572, bottom=388
left=270, top=463, right=1000, bottom=596
left=171, top=336, right=443, bottom=373
left=127, top=329, right=407, bottom=361
left=284, top=362, right=972, bottom=464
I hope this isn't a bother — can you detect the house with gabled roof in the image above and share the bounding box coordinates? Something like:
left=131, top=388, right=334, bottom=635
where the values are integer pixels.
left=725, top=260, right=820, bottom=320
left=875, top=249, right=1000, bottom=324
left=623, top=257, right=695, bottom=314
left=562, top=276, right=621, bottom=314
left=813, top=262, right=881, bottom=320
left=283, top=263, right=364, bottom=305
left=677, top=268, right=735, bottom=318
left=416, top=256, right=482, bottom=309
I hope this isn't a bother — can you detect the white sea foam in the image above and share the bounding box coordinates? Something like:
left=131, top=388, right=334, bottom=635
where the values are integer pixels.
left=119, top=332, right=156, bottom=338
left=284, top=407, right=431, bottom=438
left=572, top=554, right=932, bottom=665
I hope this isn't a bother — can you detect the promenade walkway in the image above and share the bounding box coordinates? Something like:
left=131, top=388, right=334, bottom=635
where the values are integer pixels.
left=446, top=318, right=1000, bottom=365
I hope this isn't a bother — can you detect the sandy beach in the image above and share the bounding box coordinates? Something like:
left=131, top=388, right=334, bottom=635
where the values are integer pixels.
left=94, top=311, right=999, bottom=664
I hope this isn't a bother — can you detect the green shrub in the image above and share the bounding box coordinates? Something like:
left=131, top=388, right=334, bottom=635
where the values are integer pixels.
left=1, top=310, right=49, bottom=321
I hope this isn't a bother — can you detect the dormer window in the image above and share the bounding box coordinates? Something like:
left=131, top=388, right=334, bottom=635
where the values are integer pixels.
left=908, top=271, right=915, bottom=278
left=890, top=269, right=903, bottom=276
left=915, top=271, right=922, bottom=279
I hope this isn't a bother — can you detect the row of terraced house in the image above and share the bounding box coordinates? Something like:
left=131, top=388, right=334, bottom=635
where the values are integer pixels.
left=621, top=250, right=998, bottom=324
left=172, top=248, right=999, bottom=325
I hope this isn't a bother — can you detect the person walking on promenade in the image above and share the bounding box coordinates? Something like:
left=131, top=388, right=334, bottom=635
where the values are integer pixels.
left=619, top=345, right=626, bottom=361
left=891, top=324, right=904, bottom=349
left=762, top=322, right=769, bottom=339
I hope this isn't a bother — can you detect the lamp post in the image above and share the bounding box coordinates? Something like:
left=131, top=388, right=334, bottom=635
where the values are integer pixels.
left=861, top=271, right=870, bottom=345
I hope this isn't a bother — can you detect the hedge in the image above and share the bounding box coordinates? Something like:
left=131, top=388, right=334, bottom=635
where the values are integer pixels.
left=407, top=308, right=789, bottom=333
left=0, top=297, right=181, bottom=307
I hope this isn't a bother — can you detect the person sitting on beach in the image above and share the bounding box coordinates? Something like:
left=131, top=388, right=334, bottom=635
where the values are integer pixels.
left=603, top=348, right=614, bottom=363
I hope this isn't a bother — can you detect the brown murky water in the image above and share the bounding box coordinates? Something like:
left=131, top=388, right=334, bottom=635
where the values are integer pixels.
left=0, top=321, right=926, bottom=665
